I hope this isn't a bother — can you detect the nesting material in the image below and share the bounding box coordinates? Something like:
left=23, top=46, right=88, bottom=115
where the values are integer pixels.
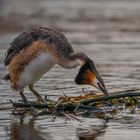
left=11, top=88, right=140, bottom=118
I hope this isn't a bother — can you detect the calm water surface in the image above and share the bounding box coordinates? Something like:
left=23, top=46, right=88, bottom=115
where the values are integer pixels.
left=0, top=0, right=140, bottom=140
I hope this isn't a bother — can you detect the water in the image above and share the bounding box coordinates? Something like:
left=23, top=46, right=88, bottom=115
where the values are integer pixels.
left=0, top=0, right=140, bottom=139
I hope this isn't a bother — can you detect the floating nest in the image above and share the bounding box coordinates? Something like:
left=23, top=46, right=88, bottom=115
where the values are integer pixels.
left=11, top=88, right=140, bottom=118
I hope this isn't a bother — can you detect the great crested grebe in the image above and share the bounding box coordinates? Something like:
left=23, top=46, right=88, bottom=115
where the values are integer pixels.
left=4, top=27, right=109, bottom=103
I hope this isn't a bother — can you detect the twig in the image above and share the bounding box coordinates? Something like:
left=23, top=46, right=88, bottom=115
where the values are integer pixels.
left=61, top=112, right=82, bottom=122
left=12, top=102, right=50, bottom=108
left=80, top=90, right=140, bottom=105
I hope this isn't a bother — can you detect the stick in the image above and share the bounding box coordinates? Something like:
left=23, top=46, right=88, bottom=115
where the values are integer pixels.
left=12, top=102, right=102, bottom=112
left=80, top=90, right=140, bottom=105
left=12, top=102, right=50, bottom=108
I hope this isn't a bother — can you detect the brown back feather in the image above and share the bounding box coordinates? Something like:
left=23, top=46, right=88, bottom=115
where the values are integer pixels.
left=4, top=27, right=74, bottom=65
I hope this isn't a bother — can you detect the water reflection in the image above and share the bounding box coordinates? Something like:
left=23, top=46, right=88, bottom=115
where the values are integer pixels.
left=10, top=116, right=45, bottom=140
left=8, top=114, right=109, bottom=140
left=77, top=119, right=108, bottom=140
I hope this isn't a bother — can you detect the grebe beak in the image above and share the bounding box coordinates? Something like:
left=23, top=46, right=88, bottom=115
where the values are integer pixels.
left=89, top=60, right=109, bottom=96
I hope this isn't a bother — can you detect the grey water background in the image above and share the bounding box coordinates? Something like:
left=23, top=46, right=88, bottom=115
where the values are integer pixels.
left=0, top=0, right=140, bottom=139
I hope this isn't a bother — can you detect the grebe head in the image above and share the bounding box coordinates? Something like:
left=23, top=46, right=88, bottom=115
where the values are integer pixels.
left=75, top=58, right=109, bottom=96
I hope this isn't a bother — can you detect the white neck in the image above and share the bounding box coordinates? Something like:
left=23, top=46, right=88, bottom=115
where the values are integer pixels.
left=57, top=52, right=87, bottom=69
left=57, top=58, right=80, bottom=69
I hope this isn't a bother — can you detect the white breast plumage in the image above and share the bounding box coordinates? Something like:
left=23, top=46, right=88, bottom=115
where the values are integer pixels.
left=18, top=52, right=56, bottom=89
